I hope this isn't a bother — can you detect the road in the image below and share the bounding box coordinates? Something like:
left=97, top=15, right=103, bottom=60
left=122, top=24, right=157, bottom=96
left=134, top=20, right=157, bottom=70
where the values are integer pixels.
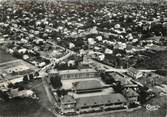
left=41, top=74, right=62, bottom=117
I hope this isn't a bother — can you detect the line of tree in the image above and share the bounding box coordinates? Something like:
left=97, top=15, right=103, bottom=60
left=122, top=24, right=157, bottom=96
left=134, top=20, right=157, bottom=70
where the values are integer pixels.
left=50, top=74, right=62, bottom=89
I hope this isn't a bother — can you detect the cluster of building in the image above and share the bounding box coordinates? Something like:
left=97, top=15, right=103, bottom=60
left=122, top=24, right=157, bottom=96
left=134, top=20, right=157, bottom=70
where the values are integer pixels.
left=8, top=88, right=37, bottom=99
left=48, top=68, right=141, bottom=115
left=0, top=0, right=166, bottom=116
left=0, top=1, right=166, bottom=70
left=53, top=69, right=99, bottom=80
left=65, top=0, right=167, bottom=4
left=0, top=49, right=38, bottom=88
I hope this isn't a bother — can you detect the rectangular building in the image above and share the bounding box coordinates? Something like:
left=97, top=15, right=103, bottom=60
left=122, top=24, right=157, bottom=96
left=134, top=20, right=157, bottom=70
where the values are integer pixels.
left=58, top=69, right=99, bottom=80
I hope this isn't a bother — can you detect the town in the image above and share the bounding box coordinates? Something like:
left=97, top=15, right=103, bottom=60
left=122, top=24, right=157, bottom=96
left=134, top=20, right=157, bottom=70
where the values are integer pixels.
left=0, top=0, right=167, bottom=117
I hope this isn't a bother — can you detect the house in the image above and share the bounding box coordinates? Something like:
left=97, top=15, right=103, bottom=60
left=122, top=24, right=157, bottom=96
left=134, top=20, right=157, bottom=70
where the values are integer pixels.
left=122, top=88, right=139, bottom=104
left=127, top=67, right=143, bottom=79
left=81, top=55, right=92, bottom=65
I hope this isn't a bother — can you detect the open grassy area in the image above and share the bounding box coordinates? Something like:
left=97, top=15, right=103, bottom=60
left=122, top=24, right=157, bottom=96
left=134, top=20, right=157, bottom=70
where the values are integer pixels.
left=135, top=50, right=167, bottom=70
left=0, top=98, right=55, bottom=117
left=0, top=49, right=16, bottom=64
left=0, top=79, right=55, bottom=117
left=24, top=79, right=51, bottom=107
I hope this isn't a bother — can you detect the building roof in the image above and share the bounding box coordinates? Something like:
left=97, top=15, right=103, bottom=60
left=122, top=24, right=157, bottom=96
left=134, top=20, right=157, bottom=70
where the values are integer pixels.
left=72, top=80, right=103, bottom=91
left=0, top=59, right=37, bottom=83
left=148, top=45, right=167, bottom=51
left=123, top=88, right=139, bottom=97
left=49, top=69, right=58, bottom=74
left=76, top=93, right=127, bottom=108
left=109, top=72, right=134, bottom=86
left=127, top=67, right=140, bottom=75
left=59, top=69, right=97, bottom=75
left=147, top=36, right=161, bottom=41
left=60, top=95, right=76, bottom=104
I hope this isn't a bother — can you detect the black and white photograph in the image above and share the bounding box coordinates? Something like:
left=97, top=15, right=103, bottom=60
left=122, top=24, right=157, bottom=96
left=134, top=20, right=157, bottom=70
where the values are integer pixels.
left=0, top=0, right=167, bottom=117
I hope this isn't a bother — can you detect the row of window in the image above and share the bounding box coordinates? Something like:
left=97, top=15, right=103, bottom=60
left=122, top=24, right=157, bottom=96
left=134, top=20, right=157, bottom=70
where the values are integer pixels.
left=61, top=72, right=97, bottom=79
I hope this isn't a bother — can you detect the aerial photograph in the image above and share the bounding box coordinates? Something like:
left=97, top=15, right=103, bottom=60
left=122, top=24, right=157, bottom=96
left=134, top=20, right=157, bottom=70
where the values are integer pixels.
left=0, top=0, right=167, bottom=117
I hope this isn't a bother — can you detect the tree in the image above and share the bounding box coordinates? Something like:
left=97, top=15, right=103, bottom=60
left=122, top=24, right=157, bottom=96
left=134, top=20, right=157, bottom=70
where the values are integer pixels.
left=100, top=72, right=115, bottom=84
left=50, top=75, right=62, bottom=89
left=8, top=83, right=15, bottom=88
left=29, top=74, right=34, bottom=80
left=23, top=75, right=29, bottom=82
left=137, top=86, right=149, bottom=104
left=15, top=82, right=25, bottom=91
left=56, top=89, right=67, bottom=97
left=13, top=51, right=22, bottom=59
left=56, top=89, right=61, bottom=97
left=113, top=81, right=124, bottom=93
left=34, top=71, right=39, bottom=77
left=0, top=91, right=9, bottom=100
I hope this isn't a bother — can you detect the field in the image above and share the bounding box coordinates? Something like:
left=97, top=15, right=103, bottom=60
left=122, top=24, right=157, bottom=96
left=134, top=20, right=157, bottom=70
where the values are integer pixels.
left=135, top=50, right=167, bottom=70
left=0, top=98, right=55, bottom=117
left=0, top=79, right=55, bottom=117
left=0, top=49, right=16, bottom=64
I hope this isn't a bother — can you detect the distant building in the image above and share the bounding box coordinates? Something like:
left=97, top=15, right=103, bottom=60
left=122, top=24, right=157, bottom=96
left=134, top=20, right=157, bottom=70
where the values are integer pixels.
left=49, top=69, right=59, bottom=77
left=122, top=88, right=139, bottom=104
left=108, top=72, right=138, bottom=88
left=9, top=88, right=37, bottom=99
left=0, top=59, right=38, bottom=87
left=57, top=69, right=99, bottom=80
left=127, top=67, right=143, bottom=79
left=81, top=55, right=92, bottom=65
